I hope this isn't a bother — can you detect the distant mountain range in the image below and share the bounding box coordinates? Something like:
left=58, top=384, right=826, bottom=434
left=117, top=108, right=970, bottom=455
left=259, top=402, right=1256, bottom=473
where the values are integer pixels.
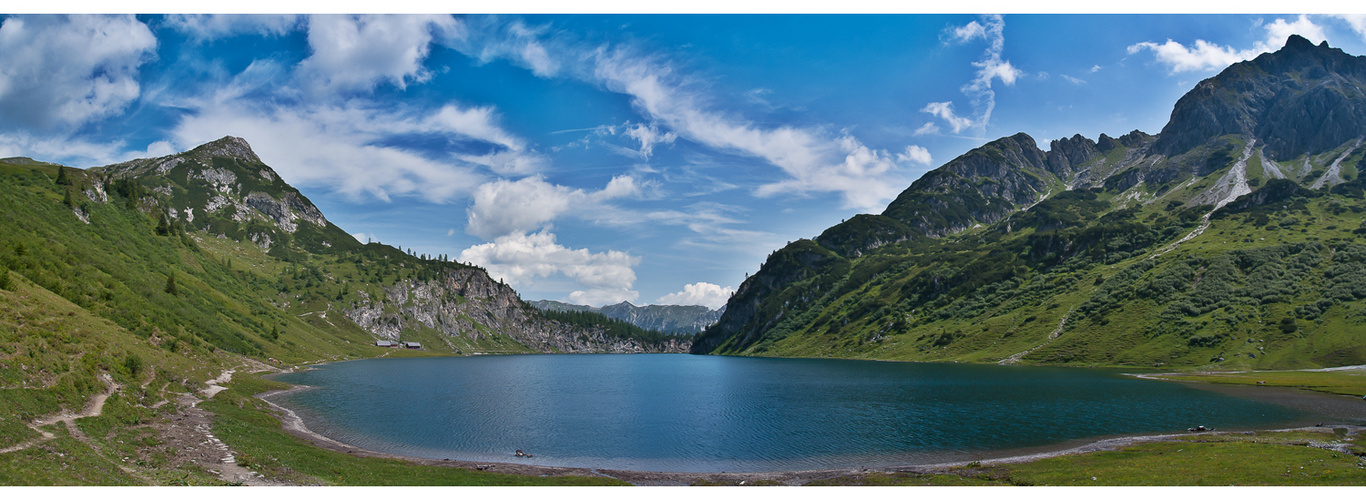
left=529, top=300, right=724, bottom=334
left=693, top=36, right=1366, bottom=370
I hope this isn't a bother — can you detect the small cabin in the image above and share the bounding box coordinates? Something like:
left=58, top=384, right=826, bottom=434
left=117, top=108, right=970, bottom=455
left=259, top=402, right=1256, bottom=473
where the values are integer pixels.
left=375, top=340, right=397, bottom=348
left=403, top=341, right=422, bottom=349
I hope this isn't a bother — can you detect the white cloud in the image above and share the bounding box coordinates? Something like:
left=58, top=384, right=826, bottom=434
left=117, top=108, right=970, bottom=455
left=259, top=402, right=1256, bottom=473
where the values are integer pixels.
left=0, top=15, right=156, bottom=131
left=170, top=102, right=488, bottom=203
left=1061, top=74, right=1087, bottom=85
left=465, top=175, right=642, bottom=240
left=1336, top=15, right=1366, bottom=39
left=459, top=231, right=639, bottom=306
left=646, top=202, right=777, bottom=252
left=1128, top=15, right=1328, bottom=73
left=161, top=56, right=539, bottom=204
left=921, top=102, right=977, bottom=134
left=297, top=14, right=461, bottom=95
left=592, top=48, right=917, bottom=211
left=898, top=145, right=933, bottom=166
left=657, top=282, right=734, bottom=309
left=1090, top=64, right=1102, bottom=73
left=912, top=122, right=940, bottom=136
left=454, top=17, right=562, bottom=78
left=951, top=20, right=987, bottom=43
left=447, top=228, right=456, bottom=237
left=164, top=14, right=301, bottom=41
left=623, top=122, right=678, bottom=159
left=922, top=14, right=1018, bottom=138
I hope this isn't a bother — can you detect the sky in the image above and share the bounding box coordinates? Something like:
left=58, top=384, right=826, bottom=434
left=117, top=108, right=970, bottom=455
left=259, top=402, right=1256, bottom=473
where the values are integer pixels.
left=3, top=11, right=1366, bottom=308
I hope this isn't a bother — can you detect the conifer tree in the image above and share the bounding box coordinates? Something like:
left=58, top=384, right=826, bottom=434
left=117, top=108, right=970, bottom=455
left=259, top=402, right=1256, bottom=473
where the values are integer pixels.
left=55, top=166, right=70, bottom=185
left=165, top=272, right=178, bottom=295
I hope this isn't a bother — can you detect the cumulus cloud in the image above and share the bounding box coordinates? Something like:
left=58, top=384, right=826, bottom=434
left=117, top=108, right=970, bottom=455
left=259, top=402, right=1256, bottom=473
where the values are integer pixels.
left=297, top=14, right=461, bottom=95
left=920, top=14, right=1019, bottom=138
left=897, top=145, right=933, bottom=166
left=458, top=231, right=639, bottom=306
left=0, top=15, right=156, bottom=132
left=464, top=175, right=642, bottom=240
left=164, top=14, right=301, bottom=41
left=1128, top=15, right=1328, bottom=73
left=657, top=282, right=734, bottom=309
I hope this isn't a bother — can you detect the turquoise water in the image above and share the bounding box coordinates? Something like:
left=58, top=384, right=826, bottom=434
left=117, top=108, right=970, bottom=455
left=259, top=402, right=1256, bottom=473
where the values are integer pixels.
left=271, top=354, right=1306, bottom=472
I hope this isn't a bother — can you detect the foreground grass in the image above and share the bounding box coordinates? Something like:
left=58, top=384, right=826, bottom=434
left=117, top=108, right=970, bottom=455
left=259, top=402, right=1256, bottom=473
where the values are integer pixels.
left=203, top=374, right=627, bottom=486
left=813, top=429, right=1366, bottom=486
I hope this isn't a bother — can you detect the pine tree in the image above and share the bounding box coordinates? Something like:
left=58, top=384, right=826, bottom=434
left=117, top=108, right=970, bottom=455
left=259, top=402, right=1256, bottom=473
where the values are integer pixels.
left=165, top=272, right=177, bottom=295
left=55, top=166, right=70, bottom=185
left=62, top=189, right=73, bottom=208
left=155, top=213, right=171, bottom=236
left=0, top=269, right=13, bottom=292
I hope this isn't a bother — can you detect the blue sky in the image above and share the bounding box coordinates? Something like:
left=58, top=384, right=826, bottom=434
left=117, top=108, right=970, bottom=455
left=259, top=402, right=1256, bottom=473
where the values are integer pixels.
left=3, top=12, right=1366, bottom=308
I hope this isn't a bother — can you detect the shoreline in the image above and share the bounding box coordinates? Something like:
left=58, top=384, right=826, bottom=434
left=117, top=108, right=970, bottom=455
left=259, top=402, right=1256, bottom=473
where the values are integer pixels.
left=253, top=372, right=1366, bottom=486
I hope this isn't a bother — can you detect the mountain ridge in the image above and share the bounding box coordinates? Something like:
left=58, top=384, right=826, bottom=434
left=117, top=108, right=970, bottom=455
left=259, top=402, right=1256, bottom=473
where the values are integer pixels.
left=693, top=36, right=1366, bottom=369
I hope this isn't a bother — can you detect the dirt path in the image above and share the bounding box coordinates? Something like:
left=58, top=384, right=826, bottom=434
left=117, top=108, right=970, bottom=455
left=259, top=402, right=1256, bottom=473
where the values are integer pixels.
left=0, top=373, right=118, bottom=455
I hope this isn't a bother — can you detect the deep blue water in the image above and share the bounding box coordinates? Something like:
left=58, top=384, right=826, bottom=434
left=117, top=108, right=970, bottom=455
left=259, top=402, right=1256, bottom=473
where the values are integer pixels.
left=270, top=354, right=1306, bottom=472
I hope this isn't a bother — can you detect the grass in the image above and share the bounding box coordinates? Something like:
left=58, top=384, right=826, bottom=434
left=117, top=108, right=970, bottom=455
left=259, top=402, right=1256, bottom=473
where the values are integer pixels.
left=200, top=373, right=627, bottom=486
left=806, top=429, right=1366, bottom=486
left=1156, top=369, right=1366, bottom=397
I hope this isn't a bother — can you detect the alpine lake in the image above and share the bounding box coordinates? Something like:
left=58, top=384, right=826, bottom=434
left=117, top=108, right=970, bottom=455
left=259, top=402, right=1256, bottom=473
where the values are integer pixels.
left=268, top=354, right=1346, bottom=473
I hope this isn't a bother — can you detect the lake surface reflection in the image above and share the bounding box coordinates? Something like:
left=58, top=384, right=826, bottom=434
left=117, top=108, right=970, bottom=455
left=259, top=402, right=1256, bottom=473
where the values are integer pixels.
left=271, top=354, right=1306, bottom=472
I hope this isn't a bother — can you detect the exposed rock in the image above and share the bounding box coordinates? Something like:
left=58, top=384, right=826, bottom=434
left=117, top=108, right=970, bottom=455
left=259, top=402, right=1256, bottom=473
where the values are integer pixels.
left=347, top=268, right=691, bottom=353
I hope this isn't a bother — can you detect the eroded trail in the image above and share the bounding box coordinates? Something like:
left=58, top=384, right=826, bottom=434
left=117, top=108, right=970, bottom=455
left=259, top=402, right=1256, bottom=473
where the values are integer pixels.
left=0, top=373, right=118, bottom=454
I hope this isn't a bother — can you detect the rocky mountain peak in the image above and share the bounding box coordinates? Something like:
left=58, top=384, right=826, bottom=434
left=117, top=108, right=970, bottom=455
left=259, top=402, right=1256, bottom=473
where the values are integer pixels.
left=1153, top=35, right=1366, bottom=159
left=190, top=136, right=262, bottom=164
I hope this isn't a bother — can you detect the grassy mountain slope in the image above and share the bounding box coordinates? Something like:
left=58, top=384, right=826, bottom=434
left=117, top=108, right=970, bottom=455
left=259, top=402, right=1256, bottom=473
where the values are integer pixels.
left=694, top=37, right=1366, bottom=370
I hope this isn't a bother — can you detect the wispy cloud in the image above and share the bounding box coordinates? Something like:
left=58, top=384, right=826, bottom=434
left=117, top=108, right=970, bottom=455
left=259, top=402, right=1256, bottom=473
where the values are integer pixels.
left=590, top=46, right=915, bottom=211
left=920, top=14, right=1020, bottom=138
left=1128, top=15, right=1328, bottom=73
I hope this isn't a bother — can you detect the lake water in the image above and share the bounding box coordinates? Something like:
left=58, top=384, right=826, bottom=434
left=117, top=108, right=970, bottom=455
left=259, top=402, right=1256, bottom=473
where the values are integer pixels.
left=270, top=354, right=1312, bottom=473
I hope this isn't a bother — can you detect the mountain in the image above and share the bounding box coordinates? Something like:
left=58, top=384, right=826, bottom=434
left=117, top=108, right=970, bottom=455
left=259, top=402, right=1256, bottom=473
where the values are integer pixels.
left=1, top=136, right=686, bottom=359
left=529, top=299, right=724, bottom=334
left=693, top=36, right=1366, bottom=370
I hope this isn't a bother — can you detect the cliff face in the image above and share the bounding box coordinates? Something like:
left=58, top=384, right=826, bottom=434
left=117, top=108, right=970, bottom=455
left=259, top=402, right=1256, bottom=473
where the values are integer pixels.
left=1155, top=35, right=1366, bottom=160
left=346, top=268, right=691, bottom=354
